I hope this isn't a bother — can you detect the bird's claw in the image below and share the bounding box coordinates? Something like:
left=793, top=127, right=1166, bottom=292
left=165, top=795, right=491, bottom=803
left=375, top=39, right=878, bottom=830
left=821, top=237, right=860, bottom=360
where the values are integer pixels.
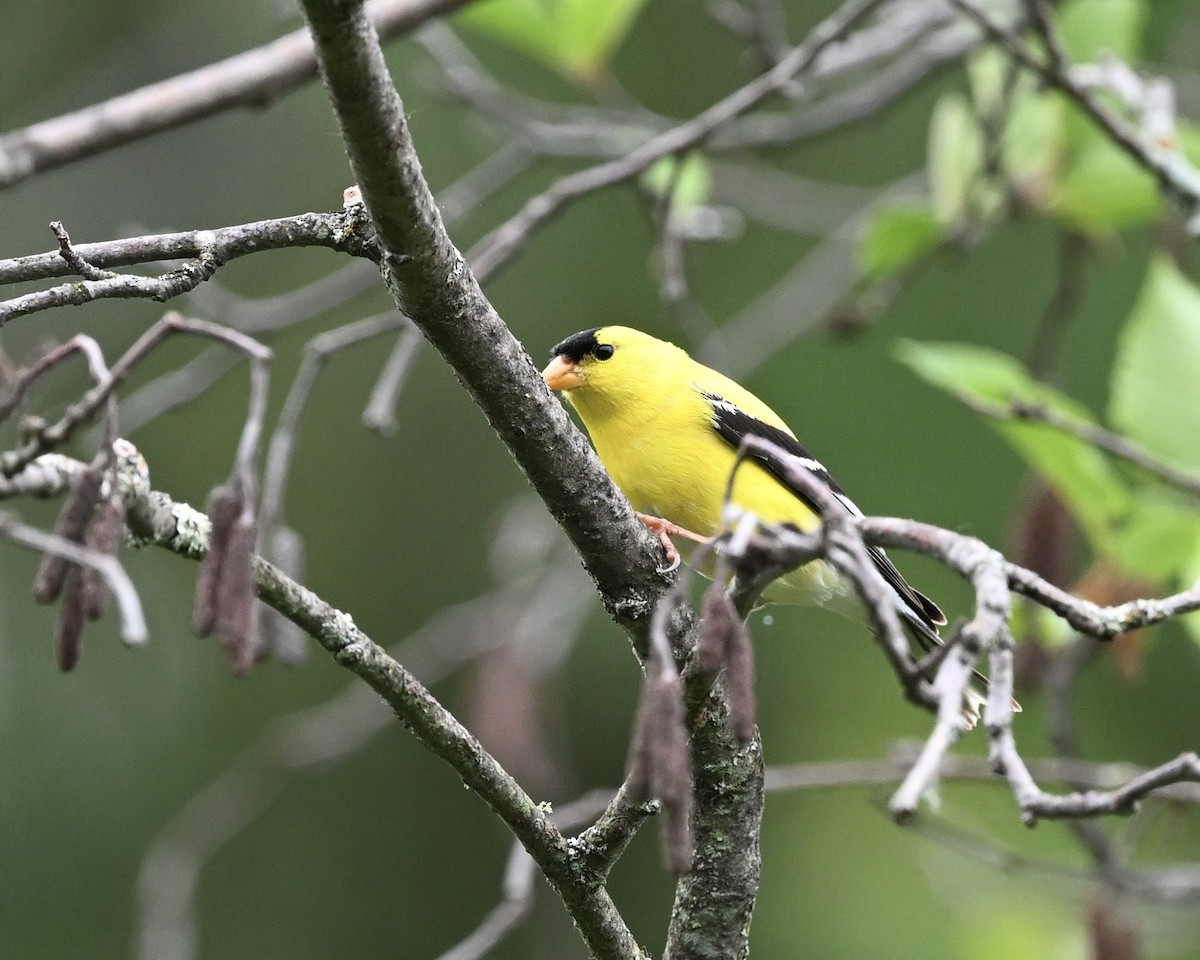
left=636, top=512, right=703, bottom=575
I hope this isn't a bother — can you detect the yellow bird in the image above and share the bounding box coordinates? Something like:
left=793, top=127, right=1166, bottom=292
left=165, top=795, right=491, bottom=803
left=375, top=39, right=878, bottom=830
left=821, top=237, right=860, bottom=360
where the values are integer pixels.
left=542, top=325, right=1000, bottom=724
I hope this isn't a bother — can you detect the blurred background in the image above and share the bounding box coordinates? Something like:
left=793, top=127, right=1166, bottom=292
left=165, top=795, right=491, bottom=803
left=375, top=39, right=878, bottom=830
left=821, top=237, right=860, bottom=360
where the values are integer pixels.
left=2, top=0, right=1199, bottom=957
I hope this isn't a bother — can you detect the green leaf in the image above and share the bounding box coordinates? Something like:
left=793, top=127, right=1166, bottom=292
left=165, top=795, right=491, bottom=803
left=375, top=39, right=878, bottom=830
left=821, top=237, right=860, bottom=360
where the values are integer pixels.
left=1177, top=544, right=1200, bottom=648
left=1109, top=257, right=1200, bottom=473
left=1112, top=493, right=1200, bottom=580
left=459, top=0, right=648, bottom=80
left=1051, top=142, right=1160, bottom=232
left=1003, top=86, right=1067, bottom=195
left=858, top=202, right=942, bottom=281
left=640, top=153, right=711, bottom=212
left=895, top=341, right=1130, bottom=551
left=928, top=92, right=983, bottom=227
left=966, top=47, right=1007, bottom=114
left=967, top=48, right=1065, bottom=191
left=1056, top=0, right=1145, bottom=62
left=952, top=902, right=1082, bottom=960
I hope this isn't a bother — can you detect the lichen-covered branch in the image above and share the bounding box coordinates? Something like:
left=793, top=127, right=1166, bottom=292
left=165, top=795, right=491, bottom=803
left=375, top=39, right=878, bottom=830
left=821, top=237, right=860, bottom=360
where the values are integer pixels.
left=117, top=473, right=648, bottom=960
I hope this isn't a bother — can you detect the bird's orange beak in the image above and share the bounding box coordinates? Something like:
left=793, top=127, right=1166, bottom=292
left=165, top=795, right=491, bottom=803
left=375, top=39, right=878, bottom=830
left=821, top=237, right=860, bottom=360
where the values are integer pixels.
left=542, top=355, right=585, bottom=391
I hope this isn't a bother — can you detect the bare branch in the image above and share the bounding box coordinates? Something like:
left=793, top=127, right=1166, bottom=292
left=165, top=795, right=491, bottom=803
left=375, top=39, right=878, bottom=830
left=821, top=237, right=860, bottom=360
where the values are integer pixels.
left=766, top=746, right=1200, bottom=805
left=188, top=260, right=381, bottom=333
left=0, top=313, right=271, bottom=480
left=424, top=2, right=972, bottom=164
left=50, top=221, right=115, bottom=281
left=437, top=790, right=619, bottom=960
left=296, top=0, right=677, bottom=652
left=0, top=0, right=472, bottom=190
left=139, top=507, right=591, bottom=960
left=0, top=333, right=114, bottom=425
left=859, top=517, right=1200, bottom=825
left=707, top=434, right=1200, bottom=832
left=361, top=323, right=424, bottom=434
left=0, top=210, right=376, bottom=288
left=121, top=142, right=521, bottom=440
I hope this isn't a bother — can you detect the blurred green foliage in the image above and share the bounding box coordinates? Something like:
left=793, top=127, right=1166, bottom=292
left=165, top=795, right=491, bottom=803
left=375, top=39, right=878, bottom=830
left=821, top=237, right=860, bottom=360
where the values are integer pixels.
left=1, top=0, right=1199, bottom=958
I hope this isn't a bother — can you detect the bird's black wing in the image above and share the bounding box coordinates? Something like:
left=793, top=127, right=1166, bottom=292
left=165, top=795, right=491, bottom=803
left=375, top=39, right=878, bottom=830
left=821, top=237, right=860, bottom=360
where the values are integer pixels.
left=702, top=390, right=946, bottom=640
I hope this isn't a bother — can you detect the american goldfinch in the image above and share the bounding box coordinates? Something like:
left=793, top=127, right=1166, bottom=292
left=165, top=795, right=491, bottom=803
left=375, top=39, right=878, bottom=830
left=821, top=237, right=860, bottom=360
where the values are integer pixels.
left=542, top=325, right=1002, bottom=724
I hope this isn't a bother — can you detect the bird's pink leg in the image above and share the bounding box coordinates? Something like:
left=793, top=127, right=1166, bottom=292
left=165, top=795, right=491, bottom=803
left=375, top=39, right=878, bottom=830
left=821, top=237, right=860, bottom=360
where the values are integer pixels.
left=635, top=512, right=709, bottom=573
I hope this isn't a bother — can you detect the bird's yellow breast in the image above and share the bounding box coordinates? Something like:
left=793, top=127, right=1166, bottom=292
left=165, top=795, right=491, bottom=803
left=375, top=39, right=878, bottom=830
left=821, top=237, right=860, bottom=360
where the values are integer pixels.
left=566, top=362, right=819, bottom=538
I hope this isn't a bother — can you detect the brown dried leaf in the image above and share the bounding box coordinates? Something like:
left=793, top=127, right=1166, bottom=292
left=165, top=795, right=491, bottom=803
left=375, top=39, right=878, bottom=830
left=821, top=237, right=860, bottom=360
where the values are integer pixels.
left=1088, top=898, right=1139, bottom=960
left=217, top=515, right=258, bottom=674
left=1073, top=561, right=1158, bottom=684
left=645, top=664, right=693, bottom=874
left=55, top=568, right=86, bottom=672
left=81, top=497, right=125, bottom=620
left=697, top=581, right=736, bottom=674
left=33, top=465, right=104, bottom=604
left=192, top=485, right=241, bottom=637
left=725, top=620, right=757, bottom=743
left=1011, top=481, right=1075, bottom=588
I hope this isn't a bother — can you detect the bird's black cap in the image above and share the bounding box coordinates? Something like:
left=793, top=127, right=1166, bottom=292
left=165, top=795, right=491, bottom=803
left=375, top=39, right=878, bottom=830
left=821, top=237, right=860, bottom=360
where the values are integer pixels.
left=550, top=328, right=601, bottom=362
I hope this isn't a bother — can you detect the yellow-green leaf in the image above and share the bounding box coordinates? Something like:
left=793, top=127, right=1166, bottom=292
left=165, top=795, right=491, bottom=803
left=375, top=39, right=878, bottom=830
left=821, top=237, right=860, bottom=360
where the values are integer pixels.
left=641, top=154, right=711, bottom=212
left=928, top=93, right=983, bottom=227
left=1112, top=493, right=1200, bottom=580
left=858, top=202, right=942, bottom=280
left=459, top=0, right=648, bottom=80
left=1109, top=257, right=1200, bottom=473
left=1056, top=0, right=1145, bottom=62
left=1051, top=142, right=1160, bottom=232
left=895, top=340, right=1130, bottom=551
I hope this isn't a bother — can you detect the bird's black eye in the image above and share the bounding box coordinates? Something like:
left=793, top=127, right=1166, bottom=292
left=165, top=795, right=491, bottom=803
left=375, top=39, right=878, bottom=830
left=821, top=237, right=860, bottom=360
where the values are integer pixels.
left=594, top=344, right=615, bottom=361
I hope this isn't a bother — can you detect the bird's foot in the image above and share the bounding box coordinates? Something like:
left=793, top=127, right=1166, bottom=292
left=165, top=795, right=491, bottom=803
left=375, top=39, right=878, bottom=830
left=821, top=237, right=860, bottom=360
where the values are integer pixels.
left=635, top=512, right=709, bottom=574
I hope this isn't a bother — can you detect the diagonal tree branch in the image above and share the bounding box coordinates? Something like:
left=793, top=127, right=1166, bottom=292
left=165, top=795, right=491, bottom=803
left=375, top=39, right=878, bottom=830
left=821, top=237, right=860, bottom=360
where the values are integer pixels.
left=296, top=0, right=674, bottom=647
left=296, top=0, right=686, bottom=954
left=119, top=470, right=649, bottom=960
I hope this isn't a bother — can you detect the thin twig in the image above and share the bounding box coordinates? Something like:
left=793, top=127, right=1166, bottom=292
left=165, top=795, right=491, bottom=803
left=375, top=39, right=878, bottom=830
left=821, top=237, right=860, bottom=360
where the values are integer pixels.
left=121, top=454, right=642, bottom=957
left=0, top=333, right=113, bottom=425
left=436, top=790, right=618, bottom=960
left=1022, top=0, right=1068, bottom=75
left=706, top=434, right=1200, bottom=829
left=139, top=514, right=591, bottom=960
left=957, top=391, right=1200, bottom=500
left=187, top=260, right=381, bottom=333
left=260, top=312, right=408, bottom=535
left=766, top=747, right=1200, bottom=804
left=0, top=210, right=377, bottom=287
left=0, top=313, right=270, bottom=479
left=361, top=322, right=423, bottom=434
left=50, top=221, right=114, bottom=281
left=468, top=0, right=891, bottom=281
